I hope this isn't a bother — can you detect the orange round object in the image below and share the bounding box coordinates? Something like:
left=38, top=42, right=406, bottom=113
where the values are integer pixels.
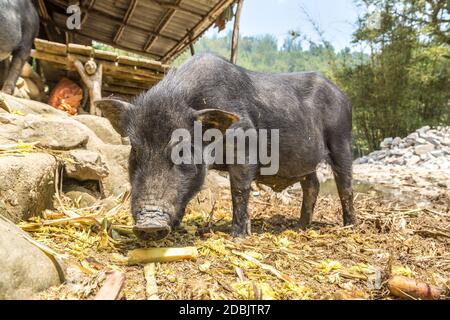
left=48, top=77, right=83, bottom=115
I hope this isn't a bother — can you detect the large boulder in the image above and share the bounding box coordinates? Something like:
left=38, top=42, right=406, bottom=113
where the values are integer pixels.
left=0, top=153, right=58, bottom=223
left=0, top=93, right=66, bottom=117
left=0, top=96, right=131, bottom=198
left=96, top=144, right=131, bottom=196
left=0, top=216, right=63, bottom=300
left=0, top=114, right=89, bottom=150
left=74, top=115, right=122, bottom=145
left=189, top=171, right=229, bottom=215
left=65, top=149, right=109, bottom=182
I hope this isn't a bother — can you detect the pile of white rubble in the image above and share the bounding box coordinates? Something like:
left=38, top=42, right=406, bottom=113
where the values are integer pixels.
left=354, top=126, right=450, bottom=170
left=352, top=126, right=449, bottom=200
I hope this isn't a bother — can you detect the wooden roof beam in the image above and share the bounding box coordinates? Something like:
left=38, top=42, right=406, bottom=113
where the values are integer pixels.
left=114, top=0, right=139, bottom=44
left=48, top=1, right=181, bottom=44
left=150, top=0, right=203, bottom=17
left=162, top=0, right=236, bottom=62
left=144, top=0, right=182, bottom=52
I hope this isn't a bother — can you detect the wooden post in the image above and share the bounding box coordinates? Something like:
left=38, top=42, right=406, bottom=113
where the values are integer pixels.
left=230, top=0, right=244, bottom=64
left=189, top=31, right=195, bottom=56
left=71, top=57, right=103, bottom=116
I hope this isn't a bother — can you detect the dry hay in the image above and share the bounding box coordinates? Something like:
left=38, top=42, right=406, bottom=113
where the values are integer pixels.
left=18, top=182, right=450, bottom=300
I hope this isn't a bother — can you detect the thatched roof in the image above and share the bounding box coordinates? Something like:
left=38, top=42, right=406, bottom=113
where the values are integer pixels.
left=36, top=0, right=235, bottom=62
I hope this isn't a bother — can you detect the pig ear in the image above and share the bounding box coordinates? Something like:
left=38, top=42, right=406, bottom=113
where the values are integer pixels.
left=194, top=109, right=240, bottom=132
left=94, top=99, right=133, bottom=136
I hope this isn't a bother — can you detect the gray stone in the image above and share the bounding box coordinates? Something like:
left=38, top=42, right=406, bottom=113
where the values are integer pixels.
left=407, top=132, right=419, bottom=140
left=0, top=153, right=58, bottom=223
left=407, top=155, right=421, bottom=165
left=430, top=150, right=443, bottom=158
left=390, top=148, right=407, bottom=156
left=380, top=137, right=393, bottom=149
left=417, top=126, right=431, bottom=136
left=415, top=137, right=428, bottom=145
left=392, top=137, right=402, bottom=146
left=74, top=115, right=122, bottom=145
left=423, top=136, right=440, bottom=146
left=65, top=149, right=109, bottom=182
left=64, top=186, right=98, bottom=208
left=0, top=216, right=63, bottom=299
left=414, top=144, right=435, bottom=155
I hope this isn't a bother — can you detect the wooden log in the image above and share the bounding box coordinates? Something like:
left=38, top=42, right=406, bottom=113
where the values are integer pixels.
left=103, top=84, right=144, bottom=96
left=116, top=55, right=166, bottom=72
left=72, top=57, right=103, bottom=116
left=231, top=0, right=244, bottom=64
left=68, top=43, right=95, bottom=56
left=34, top=39, right=67, bottom=56
left=94, top=271, right=126, bottom=300
left=31, top=51, right=164, bottom=82
left=93, top=50, right=118, bottom=62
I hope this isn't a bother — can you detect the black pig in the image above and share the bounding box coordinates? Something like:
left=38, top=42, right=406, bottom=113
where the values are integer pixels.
left=96, top=54, right=356, bottom=240
left=0, top=0, right=39, bottom=95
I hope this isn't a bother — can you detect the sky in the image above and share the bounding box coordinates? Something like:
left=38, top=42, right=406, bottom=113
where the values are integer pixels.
left=205, top=0, right=362, bottom=51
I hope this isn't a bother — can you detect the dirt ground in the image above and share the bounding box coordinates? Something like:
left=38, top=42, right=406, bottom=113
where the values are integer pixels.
left=23, top=178, right=450, bottom=300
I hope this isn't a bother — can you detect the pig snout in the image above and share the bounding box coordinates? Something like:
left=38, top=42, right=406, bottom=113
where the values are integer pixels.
left=133, top=209, right=172, bottom=241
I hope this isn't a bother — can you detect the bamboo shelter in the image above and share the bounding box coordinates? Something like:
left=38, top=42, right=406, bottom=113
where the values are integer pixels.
left=31, top=39, right=170, bottom=113
left=35, top=0, right=237, bottom=63
left=29, top=0, right=241, bottom=114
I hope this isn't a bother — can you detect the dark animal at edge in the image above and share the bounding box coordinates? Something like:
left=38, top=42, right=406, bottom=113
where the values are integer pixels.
left=0, top=0, right=39, bottom=95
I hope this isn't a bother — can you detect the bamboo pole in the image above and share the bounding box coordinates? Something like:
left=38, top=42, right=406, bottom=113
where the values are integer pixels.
left=230, top=0, right=244, bottom=64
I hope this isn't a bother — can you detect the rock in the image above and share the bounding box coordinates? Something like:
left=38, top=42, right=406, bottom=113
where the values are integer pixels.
left=0, top=153, right=58, bottom=223
left=0, top=114, right=89, bottom=150
left=95, top=144, right=131, bottom=196
left=0, top=94, right=66, bottom=117
left=390, top=148, right=407, bottom=156
left=392, top=137, right=402, bottom=146
left=417, top=126, right=430, bottom=136
left=380, top=137, right=393, bottom=149
left=406, top=132, right=418, bottom=140
left=430, top=150, right=443, bottom=158
left=415, top=137, right=428, bottom=145
left=64, top=186, right=98, bottom=208
left=65, top=149, right=109, bottom=182
left=74, top=115, right=122, bottom=145
left=414, top=144, right=435, bottom=155
left=98, top=197, right=121, bottom=212
left=189, top=171, right=229, bottom=216
left=423, top=136, right=441, bottom=146
left=407, top=155, right=421, bottom=165
left=0, top=216, right=63, bottom=299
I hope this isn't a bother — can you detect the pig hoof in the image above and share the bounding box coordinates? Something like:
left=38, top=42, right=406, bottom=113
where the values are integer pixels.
left=344, top=217, right=359, bottom=227
left=298, top=221, right=311, bottom=230
left=231, top=232, right=249, bottom=238
left=231, top=230, right=251, bottom=238
left=1, top=86, right=14, bottom=95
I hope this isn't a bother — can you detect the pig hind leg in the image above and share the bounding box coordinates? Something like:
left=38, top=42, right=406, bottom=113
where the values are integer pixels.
left=299, top=172, right=320, bottom=229
left=2, top=48, right=29, bottom=95
left=327, top=137, right=357, bottom=226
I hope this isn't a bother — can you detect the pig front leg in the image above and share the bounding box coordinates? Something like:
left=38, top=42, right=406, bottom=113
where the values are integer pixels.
left=228, top=165, right=256, bottom=237
left=299, top=172, right=320, bottom=229
left=2, top=48, right=29, bottom=95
